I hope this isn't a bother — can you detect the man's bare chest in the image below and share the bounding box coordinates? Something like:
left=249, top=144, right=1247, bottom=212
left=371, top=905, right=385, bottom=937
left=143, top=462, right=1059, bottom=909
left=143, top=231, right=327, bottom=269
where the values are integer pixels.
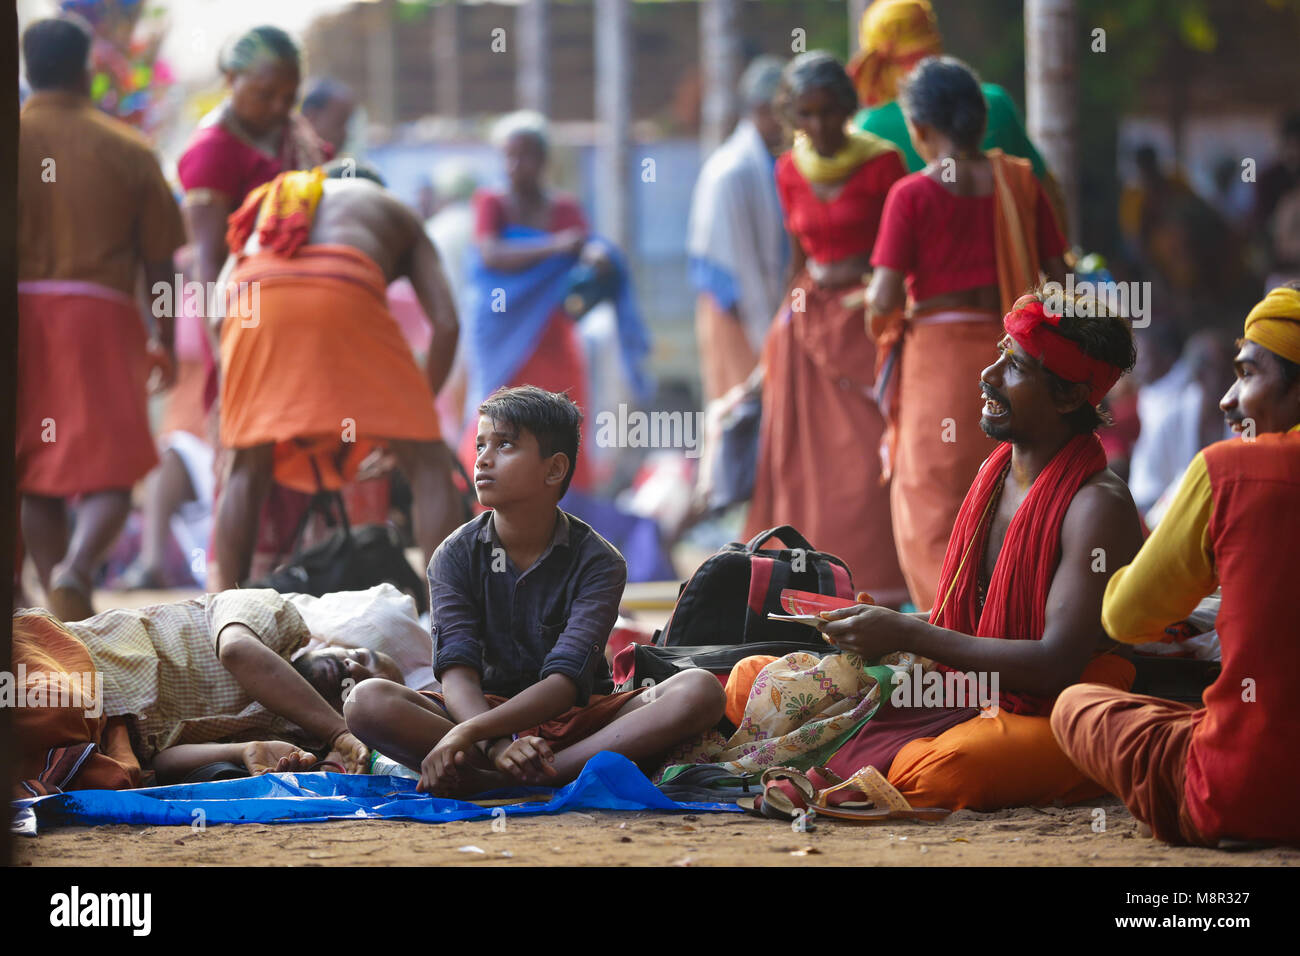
left=981, top=482, right=1029, bottom=585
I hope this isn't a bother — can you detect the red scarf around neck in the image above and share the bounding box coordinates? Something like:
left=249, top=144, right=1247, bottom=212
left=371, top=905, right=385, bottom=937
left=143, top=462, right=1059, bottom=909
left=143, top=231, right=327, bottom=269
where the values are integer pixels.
left=929, top=432, right=1108, bottom=715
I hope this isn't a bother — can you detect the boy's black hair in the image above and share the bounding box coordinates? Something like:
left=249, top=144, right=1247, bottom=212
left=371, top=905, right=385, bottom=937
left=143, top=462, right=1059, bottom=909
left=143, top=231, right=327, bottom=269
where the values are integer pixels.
left=899, top=55, right=987, bottom=153
left=478, top=385, right=583, bottom=498
left=22, top=16, right=92, bottom=91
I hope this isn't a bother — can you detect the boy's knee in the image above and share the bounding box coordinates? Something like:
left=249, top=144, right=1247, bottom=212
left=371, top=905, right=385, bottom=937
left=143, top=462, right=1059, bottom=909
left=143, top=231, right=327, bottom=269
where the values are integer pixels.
left=674, top=668, right=727, bottom=723
left=343, top=677, right=402, bottom=735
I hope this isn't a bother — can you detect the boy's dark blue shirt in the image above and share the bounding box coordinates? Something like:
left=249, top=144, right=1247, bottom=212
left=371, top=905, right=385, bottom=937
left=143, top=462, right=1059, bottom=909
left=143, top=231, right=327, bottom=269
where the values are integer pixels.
left=429, top=509, right=627, bottom=705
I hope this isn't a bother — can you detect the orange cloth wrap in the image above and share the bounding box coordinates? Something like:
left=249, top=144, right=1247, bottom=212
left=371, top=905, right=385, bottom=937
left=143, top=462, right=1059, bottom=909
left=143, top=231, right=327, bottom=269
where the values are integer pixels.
left=13, top=614, right=142, bottom=796
left=886, top=654, right=1136, bottom=811
left=724, top=655, right=780, bottom=727
left=220, top=244, right=440, bottom=493
left=990, top=150, right=1050, bottom=316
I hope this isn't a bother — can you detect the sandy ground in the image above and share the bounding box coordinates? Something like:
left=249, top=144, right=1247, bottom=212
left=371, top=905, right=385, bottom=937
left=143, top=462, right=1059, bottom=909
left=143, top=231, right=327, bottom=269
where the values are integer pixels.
left=13, top=798, right=1300, bottom=867
left=12, top=581, right=1297, bottom=868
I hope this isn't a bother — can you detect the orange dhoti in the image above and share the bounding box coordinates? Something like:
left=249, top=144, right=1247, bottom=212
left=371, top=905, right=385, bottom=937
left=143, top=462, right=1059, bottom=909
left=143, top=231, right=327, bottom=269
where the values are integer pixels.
left=12, top=613, right=141, bottom=797
left=886, top=655, right=1136, bottom=811
left=220, top=245, right=441, bottom=492
left=891, top=313, right=1004, bottom=610
left=745, top=276, right=907, bottom=604
left=696, top=292, right=760, bottom=404
left=16, top=282, right=158, bottom=497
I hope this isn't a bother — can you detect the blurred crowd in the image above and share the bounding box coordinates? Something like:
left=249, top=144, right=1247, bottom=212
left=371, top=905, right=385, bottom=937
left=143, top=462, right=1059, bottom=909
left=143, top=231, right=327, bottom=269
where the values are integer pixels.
left=14, top=0, right=1300, bottom=621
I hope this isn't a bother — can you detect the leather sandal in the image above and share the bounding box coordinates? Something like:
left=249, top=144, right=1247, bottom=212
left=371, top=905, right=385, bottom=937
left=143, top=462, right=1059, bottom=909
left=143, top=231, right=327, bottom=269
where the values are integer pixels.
left=737, top=766, right=817, bottom=820
left=809, top=764, right=950, bottom=823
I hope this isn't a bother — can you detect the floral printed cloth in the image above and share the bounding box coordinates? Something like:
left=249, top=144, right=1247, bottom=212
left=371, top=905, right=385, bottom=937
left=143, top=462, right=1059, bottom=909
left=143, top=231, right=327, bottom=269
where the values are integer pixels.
left=655, top=650, right=924, bottom=782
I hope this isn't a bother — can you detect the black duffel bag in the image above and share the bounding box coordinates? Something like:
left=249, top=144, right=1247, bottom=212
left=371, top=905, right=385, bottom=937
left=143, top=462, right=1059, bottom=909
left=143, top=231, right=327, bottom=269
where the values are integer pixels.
left=655, top=525, right=854, bottom=649
left=251, top=489, right=429, bottom=615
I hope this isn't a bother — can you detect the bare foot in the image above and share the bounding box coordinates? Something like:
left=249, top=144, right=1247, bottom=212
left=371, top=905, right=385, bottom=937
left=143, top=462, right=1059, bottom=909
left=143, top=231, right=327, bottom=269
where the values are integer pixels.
left=48, top=564, right=94, bottom=622
left=441, top=763, right=514, bottom=799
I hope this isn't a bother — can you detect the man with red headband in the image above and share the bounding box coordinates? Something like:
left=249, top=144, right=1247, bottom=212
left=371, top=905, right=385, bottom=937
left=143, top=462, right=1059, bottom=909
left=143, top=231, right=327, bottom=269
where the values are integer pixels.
left=814, top=290, right=1142, bottom=810
left=1052, top=285, right=1300, bottom=847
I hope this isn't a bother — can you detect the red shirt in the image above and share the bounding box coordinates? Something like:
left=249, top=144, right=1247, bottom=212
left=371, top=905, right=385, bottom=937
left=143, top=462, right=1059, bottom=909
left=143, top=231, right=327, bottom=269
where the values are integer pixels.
left=1189, top=433, right=1300, bottom=844
left=177, top=117, right=334, bottom=208
left=775, top=150, right=905, bottom=263
left=473, top=190, right=587, bottom=238
left=872, top=172, right=1066, bottom=301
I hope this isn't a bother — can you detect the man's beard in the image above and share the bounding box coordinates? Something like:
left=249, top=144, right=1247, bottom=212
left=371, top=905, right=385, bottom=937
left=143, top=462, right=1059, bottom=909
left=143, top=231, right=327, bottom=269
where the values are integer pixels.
left=979, top=417, right=1014, bottom=441
left=980, top=384, right=1014, bottom=441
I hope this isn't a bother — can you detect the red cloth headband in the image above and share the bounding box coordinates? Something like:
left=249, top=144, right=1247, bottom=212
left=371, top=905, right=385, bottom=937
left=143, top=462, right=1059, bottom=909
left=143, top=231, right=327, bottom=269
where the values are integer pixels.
left=1003, top=295, right=1122, bottom=405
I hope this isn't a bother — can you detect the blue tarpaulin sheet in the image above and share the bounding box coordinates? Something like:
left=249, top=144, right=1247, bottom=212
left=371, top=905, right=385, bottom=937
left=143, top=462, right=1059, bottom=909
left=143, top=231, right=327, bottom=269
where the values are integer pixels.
left=12, top=752, right=740, bottom=835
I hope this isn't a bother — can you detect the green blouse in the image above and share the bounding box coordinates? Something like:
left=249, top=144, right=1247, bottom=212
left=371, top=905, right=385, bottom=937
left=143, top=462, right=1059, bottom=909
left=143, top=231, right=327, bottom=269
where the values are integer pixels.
left=852, top=82, right=1047, bottom=179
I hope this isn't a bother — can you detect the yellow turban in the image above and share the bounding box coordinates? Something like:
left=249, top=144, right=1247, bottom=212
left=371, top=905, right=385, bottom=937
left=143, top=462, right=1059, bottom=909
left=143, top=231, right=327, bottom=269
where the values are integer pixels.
left=1243, top=286, right=1300, bottom=366
left=847, top=0, right=944, bottom=108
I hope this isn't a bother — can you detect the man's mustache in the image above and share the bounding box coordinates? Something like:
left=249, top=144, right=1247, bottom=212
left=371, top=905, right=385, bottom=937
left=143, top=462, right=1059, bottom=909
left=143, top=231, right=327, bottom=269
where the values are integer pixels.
left=981, top=383, right=1011, bottom=408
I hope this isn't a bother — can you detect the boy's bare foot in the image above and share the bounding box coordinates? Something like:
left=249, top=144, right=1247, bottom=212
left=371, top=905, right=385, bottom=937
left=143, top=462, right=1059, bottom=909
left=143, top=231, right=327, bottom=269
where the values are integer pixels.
left=441, top=763, right=513, bottom=799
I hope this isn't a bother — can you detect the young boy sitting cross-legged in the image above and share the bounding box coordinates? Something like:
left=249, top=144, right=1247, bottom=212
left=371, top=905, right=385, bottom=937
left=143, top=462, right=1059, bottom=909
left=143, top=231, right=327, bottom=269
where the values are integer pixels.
left=344, top=385, right=725, bottom=796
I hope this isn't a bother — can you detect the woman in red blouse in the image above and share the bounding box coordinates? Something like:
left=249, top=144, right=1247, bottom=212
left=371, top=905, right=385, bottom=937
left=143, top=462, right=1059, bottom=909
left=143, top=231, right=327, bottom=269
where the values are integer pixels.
left=867, top=57, right=1067, bottom=609
left=172, top=26, right=332, bottom=582
left=742, top=52, right=909, bottom=604
left=177, top=26, right=330, bottom=322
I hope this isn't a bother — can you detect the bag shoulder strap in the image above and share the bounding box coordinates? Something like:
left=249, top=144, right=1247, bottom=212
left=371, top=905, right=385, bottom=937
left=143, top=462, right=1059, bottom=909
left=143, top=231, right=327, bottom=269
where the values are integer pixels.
left=745, top=525, right=814, bottom=554
left=285, top=452, right=353, bottom=560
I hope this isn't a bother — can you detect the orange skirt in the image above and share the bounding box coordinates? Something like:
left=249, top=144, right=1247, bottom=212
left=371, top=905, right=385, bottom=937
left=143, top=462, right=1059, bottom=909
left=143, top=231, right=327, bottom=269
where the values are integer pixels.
left=890, top=314, right=1003, bottom=610
left=220, top=245, right=441, bottom=493
left=745, top=275, right=907, bottom=603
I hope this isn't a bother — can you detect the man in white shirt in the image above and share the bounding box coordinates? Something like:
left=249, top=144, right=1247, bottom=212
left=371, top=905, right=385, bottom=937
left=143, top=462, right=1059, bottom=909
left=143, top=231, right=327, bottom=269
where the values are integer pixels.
left=687, top=56, right=789, bottom=404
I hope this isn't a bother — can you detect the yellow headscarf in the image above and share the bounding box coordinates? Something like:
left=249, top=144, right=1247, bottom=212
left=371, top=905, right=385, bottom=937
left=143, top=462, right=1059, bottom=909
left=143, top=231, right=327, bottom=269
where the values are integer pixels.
left=847, top=0, right=944, bottom=108
left=1243, top=286, right=1300, bottom=366
left=792, top=128, right=903, bottom=184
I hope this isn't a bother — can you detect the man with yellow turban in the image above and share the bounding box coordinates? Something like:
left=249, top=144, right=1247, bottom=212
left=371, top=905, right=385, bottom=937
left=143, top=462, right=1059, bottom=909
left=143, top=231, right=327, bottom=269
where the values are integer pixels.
left=849, top=0, right=1061, bottom=216
left=1052, top=284, right=1300, bottom=848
